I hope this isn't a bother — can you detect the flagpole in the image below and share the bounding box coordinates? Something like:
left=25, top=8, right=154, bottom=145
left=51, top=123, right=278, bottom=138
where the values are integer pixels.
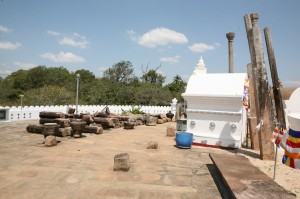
left=273, top=144, right=278, bottom=180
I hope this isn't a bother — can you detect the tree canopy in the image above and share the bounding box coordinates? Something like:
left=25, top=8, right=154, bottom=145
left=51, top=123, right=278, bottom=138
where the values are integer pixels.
left=0, top=61, right=187, bottom=106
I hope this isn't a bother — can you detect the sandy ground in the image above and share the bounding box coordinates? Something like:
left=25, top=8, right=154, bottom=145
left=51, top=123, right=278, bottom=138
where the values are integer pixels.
left=238, top=147, right=300, bottom=198
left=0, top=119, right=299, bottom=198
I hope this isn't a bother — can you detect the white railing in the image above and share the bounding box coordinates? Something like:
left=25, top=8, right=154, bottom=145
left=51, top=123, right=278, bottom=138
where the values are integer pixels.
left=0, top=104, right=174, bottom=121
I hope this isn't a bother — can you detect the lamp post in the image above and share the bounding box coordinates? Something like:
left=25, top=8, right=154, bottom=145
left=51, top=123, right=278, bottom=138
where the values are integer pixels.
left=19, top=95, right=24, bottom=110
left=76, top=74, right=80, bottom=114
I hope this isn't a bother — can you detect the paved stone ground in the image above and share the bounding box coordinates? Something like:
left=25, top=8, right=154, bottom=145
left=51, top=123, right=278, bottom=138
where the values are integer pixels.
left=0, top=120, right=235, bottom=199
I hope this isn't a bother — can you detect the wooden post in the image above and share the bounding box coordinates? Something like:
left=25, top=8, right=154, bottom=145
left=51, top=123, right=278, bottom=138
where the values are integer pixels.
left=245, top=13, right=275, bottom=160
left=264, top=27, right=286, bottom=127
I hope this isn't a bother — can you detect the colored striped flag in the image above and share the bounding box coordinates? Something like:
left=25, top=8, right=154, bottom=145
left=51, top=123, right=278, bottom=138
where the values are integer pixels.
left=281, top=128, right=300, bottom=169
left=270, top=124, right=284, bottom=146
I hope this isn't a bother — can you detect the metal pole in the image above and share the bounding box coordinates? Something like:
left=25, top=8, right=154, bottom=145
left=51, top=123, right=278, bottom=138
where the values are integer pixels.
left=19, top=95, right=24, bottom=110
left=273, top=145, right=278, bottom=180
left=76, top=74, right=80, bottom=114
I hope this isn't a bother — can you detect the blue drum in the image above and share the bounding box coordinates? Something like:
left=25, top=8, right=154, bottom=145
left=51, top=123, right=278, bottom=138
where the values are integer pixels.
left=176, top=132, right=193, bottom=149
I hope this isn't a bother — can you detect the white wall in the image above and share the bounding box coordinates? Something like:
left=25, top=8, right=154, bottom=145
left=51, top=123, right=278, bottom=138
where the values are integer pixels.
left=0, top=104, right=172, bottom=121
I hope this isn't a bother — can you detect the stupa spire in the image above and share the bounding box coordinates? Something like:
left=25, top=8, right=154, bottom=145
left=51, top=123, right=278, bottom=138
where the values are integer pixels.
left=193, top=56, right=207, bottom=75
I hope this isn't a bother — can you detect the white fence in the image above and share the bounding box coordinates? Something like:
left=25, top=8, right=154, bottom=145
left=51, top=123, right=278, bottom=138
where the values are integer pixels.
left=0, top=104, right=173, bottom=121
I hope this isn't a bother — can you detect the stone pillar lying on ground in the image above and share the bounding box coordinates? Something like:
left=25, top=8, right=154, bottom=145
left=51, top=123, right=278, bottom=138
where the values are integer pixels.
left=58, top=127, right=72, bottom=137
left=123, top=122, right=135, bottom=129
left=83, top=126, right=103, bottom=134
left=39, top=111, right=65, bottom=119
left=113, top=153, right=130, bottom=171
left=26, top=124, right=43, bottom=134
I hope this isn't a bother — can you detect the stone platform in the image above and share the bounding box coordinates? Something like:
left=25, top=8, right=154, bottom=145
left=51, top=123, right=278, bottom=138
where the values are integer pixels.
left=0, top=120, right=296, bottom=199
left=210, top=153, right=296, bottom=199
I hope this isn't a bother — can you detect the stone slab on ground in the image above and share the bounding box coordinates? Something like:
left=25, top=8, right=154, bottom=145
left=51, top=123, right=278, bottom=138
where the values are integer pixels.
left=209, top=153, right=296, bottom=199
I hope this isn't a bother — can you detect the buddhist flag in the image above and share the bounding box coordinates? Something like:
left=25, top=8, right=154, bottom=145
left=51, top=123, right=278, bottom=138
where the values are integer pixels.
left=243, top=79, right=249, bottom=112
left=270, top=125, right=284, bottom=146
left=281, top=128, right=300, bottom=169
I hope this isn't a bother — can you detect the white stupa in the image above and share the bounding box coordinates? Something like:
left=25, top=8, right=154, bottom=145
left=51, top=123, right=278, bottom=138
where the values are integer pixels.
left=182, top=57, right=248, bottom=149
left=192, top=56, right=207, bottom=75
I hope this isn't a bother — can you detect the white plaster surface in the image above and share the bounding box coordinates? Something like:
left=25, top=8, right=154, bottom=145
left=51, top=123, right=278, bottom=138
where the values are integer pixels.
left=182, top=57, right=247, bottom=148
left=183, top=73, right=247, bottom=97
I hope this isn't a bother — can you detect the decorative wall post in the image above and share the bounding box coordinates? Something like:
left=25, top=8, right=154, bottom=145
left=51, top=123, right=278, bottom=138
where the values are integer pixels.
left=171, top=98, right=178, bottom=115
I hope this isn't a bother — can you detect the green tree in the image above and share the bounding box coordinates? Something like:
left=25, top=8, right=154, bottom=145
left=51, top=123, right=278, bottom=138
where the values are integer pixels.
left=133, top=83, right=172, bottom=106
left=103, top=61, right=135, bottom=84
left=165, top=75, right=187, bottom=102
left=141, top=65, right=165, bottom=86
left=24, top=85, right=75, bottom=105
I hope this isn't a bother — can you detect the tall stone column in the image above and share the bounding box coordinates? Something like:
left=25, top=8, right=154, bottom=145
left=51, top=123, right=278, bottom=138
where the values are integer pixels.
left=226, top=32, right=235, bottom=73
left=245, top=13, right=275, bottom=160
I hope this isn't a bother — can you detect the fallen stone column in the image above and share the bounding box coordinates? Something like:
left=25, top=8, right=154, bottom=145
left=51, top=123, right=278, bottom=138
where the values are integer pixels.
left=83, top=126, right=103, bottom=134
left=57, top=127, right=72, bottom=137
left=26, top=124, right=44, bottom=134
left=39, top=111, right=65, bottom=119
left=123, top=122, right=135, bottom=129
left=80, top=114, right=94, bottom=125
left=54, top=118, right=71, bottom=128
left=40, top=118, right=70, bottom=128
left=93, top=117, right=116, bottom=129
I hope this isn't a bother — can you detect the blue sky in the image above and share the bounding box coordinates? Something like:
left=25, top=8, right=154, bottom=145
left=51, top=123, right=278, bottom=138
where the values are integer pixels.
left=0, top=0, right=300, bottom=87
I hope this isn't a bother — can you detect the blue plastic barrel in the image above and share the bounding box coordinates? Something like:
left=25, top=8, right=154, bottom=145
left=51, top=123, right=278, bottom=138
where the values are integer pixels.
left=175, top=132, right=193, bottom=149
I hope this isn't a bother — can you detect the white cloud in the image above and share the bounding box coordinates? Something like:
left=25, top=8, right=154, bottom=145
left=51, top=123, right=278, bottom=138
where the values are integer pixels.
left=13, top=61, right=36, bottom=69
left=160, top=55, right=180, bottom=64
left=73, top=32, right=86, bottom=39
left=59, top=32, right=88, bottom=49
left=0, top=25, right=13, bottom=33
left=189, top=43, right=216, bottom=52
left=138, top=27, right=188, bottom=48
left=59, top=37, right=88, bottom=49
left=47, top=30, right=60, bottom=36
left=127, top=30, right=138, bottom=41
left=0, top=41, right=21, bottom=50
left=47, top=31, right=89, bottom=49
left=41, top=52, right=85, bottom=63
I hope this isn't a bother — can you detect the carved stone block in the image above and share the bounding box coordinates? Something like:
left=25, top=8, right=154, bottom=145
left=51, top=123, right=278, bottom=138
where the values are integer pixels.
left=113, top=153, right=130, bottom=172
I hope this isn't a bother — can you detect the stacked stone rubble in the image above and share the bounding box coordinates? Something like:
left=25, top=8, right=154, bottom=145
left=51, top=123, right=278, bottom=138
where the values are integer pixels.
left=26, top=108, right=172, bottom=137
